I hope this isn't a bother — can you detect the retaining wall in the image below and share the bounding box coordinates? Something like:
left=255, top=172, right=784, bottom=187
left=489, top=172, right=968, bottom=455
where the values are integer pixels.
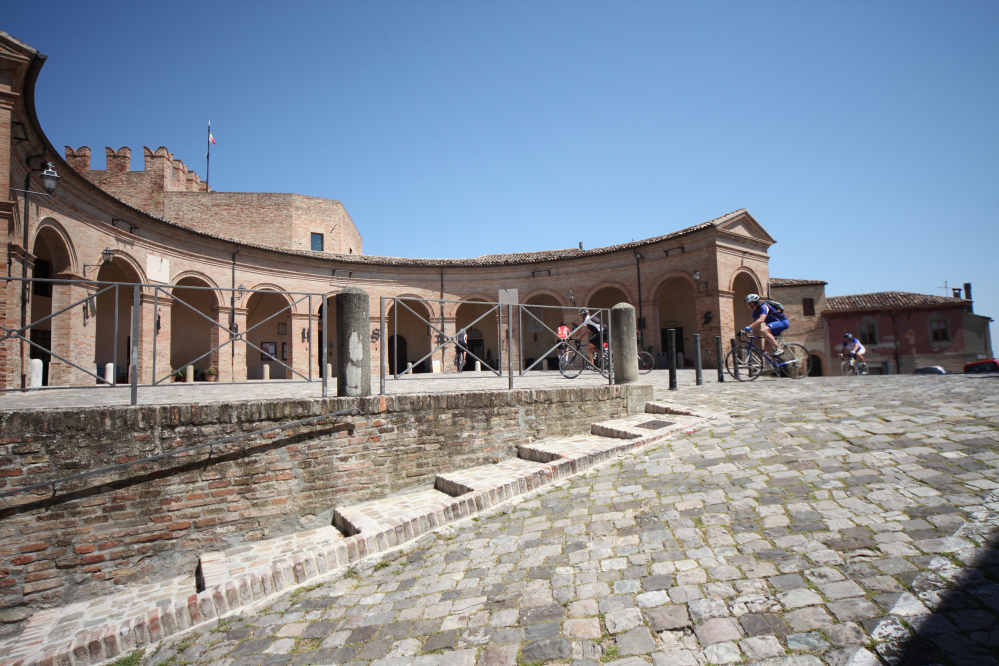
left=0, top=384, right=650, bottom=624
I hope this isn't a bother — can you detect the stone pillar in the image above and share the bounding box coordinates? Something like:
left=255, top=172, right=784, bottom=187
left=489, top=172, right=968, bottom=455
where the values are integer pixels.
left=336, top=287, right=370, bottom=397
left=289, top=312, right=314, bottom=380
left=442, top=317, right=457, bottom=372
left=611, top=303, right=638, bottom=384
left=716, top=291, right=736, bottom=362
left=49, top=281, right=98, bottom=386
left=695, top=292, right=723, bottom=369
left=231, top=307, right=248, bottom=382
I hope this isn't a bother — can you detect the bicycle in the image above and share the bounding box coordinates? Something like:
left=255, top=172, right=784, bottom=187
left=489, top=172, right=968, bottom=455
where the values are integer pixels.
left=637, top=350, right=654, bottom=375
left=839, top=353, right=868, bottom=376
left=558, top=339, right=610, bottom=379
left=453, top=349, right=466, bottom=372
left=724, top=331, right=811, bottom=382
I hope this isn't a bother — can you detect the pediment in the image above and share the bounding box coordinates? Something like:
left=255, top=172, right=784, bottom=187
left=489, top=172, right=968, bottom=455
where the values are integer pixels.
left=715, top=211, right=775, bottom=245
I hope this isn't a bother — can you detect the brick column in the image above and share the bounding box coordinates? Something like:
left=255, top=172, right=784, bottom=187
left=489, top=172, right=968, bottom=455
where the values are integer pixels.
left=212, top=306, right=235, bottom=382
left=288, top=312, right=315, bottom=381
left=693, top=292, right=723, bottom=368
left=137, top=292, right=172, bottom=385
left=48, top=280, right=98, bottom=386
left=231, top=307, right=248, bottom=382
left=717, top=291, right=737, bottom=361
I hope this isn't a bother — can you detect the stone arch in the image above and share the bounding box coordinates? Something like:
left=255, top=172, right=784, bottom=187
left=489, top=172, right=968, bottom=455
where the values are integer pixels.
left=245, top=287, right=296, bottom=379
left=32, top=217, right=77, bottom=275
left=655, top=276, right=697, bottom=366
left=243, top=283, right=298, bottom=313
left=648, top=271, right=697, bottom=305
left=584, top=281, right=633, bottom=309
left=170, top=274, right=221, bottom=376
left=454, top=297, right=500, bottom=371
left=808, top=351, right=826, bottom=377
left=731, top=271, right=761, bottom=331
left=520, top=289, right=567, bottom=308
left=94, top=254, right=143, bottom=378
left=171, top=270, right=224, bottom=307
left=445, top=293, right=494, bottom=318
left=522, top=290, right=567, bottom=371
left=728, top=267, right=763, bottom=295
left=387, top=297, right=435, bottom=373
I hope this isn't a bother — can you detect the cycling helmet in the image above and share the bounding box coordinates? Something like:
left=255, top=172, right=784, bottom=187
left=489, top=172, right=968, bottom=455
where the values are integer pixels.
left=843, top=333, right=852, bottom=338
left=579, top=308, right=589, bottom=317
left=744, top=294, right=760, bottom=303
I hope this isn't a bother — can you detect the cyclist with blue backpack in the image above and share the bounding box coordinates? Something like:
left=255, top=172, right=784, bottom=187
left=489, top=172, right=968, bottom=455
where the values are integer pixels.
left=743, top=294, right=788, bottom=357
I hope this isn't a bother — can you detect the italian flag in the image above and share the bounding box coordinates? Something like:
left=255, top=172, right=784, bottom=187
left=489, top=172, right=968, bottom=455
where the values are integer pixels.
left=209, top=123, right=217, bottom=145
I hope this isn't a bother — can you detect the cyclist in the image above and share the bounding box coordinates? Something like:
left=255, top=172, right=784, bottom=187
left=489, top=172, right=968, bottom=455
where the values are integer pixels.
left=556, top=322, right=571, bottom=357
left=743, top=294, right=788, bottom=356
left=455, top=328, right=469, bottom=370
left=576, top=308, right=608, bottom=366
left=840, top=332, right=867, bottom=366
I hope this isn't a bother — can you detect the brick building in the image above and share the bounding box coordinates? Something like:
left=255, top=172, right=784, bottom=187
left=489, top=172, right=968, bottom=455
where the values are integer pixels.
left=1, top=30, right=776, bottom=390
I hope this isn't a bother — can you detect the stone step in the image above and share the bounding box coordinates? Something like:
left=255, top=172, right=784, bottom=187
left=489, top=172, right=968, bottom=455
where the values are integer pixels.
left=591, top=412, right=684, bottom=439
left=334, top=488, right=458, bottom=537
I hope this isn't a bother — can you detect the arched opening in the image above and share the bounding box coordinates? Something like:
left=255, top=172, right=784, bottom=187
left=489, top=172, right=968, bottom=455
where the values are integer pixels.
left=317, top=295, right=336, bottom=376
left=95, top=259, right=136, bottom=383
left=387, top=299, right=433, bottom=373
left=170, top=278, right=218, bottom=379
left=28, top=232, right=62, bottom=386
left=809, top=355, right=823, bottom=377
left=388, top=335, right=408, bottom=375
left=732, top=273, right=758, bottom=332
left=588, top=286, right=629, bottom=311
left=455, top=299, right=499, bottom=371
left=657, top=278, right=697, bottom=367
left=245, top=291, right=292, bottom=379
left=523, top=294, right=564, bottom=371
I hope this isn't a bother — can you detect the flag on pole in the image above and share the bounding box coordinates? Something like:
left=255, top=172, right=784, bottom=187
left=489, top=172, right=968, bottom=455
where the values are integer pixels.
left=209, top=123, right=217, bottom=145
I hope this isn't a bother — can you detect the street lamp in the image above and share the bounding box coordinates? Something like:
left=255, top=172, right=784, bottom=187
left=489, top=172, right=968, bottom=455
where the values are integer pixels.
left=693, top=269, right=701, bottom=282
left=39, top=163, right=59, bottom=194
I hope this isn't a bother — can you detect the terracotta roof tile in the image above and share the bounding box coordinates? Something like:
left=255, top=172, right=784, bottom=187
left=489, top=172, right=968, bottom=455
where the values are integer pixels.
left=769, top=278, right=828, bottom=287
left=826, top=291, right=969, bottom=312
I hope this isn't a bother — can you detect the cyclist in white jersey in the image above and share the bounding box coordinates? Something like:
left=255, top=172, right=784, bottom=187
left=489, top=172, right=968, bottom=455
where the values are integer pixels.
left=576, top=308, right=608, bottom=365
left=841, top=333, right=867, bottom=365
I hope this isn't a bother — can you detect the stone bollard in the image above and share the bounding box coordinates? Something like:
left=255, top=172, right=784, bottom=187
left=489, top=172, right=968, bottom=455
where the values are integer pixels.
left=105, top=362, right=115, bottom=385
left=475, top=360, right=481, bottom=372
left=327, top=363, right=333, bottom=380
left=186, top=365, right=194, bottom=383
left=406, top=362, right=413, bottom=375
left=28, top=359, right=43, bottom=388
left=336, top=286, right=371, bottom=397
left=611, top=303, right=638, bottom=384
left=262, top=363, right=270, bottom=380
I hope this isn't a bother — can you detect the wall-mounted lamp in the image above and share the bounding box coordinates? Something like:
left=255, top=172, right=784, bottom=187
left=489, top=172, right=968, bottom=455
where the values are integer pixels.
left=693, top=269, right=700, bottom=282
left=568, top=290, right=575, bottom=307
left=156, top=314, right=162, bottom=333
left=237, top=284, right=246, bottom=298
left=302, top=328, right=308, bottom=342
left=83, top=247, right=116, bottom=274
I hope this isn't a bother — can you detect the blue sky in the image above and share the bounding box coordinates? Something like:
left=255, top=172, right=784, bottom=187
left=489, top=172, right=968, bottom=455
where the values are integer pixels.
left=6, top=1, right=998, bottom=344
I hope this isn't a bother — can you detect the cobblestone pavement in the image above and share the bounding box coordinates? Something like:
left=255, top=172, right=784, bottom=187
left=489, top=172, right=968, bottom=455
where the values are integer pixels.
left=122, top=375, right=999, bottom=666
left=0, top=370, right=691, bottom=411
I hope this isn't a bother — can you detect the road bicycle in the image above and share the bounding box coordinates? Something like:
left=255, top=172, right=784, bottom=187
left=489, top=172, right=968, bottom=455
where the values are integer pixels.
left=724, top=331, right=811, bottom=382
left=453, top=349, right=466, bottom=372
left=637, top=350, right=654, bottom=375
left=558, top=339, right=610, bottom=379
left=839, top=353, right=868, bottom=376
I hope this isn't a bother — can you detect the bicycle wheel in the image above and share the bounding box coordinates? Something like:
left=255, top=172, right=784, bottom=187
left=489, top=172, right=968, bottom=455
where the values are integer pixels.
left=559, top=350, right=585, bottom=379
left=779, top=344, right=811, bottom=379
left=637, top=351, right=655, bottom=375
left=840, top=360, right=858, bottom=376
left=725, top=346, right=763, bottom=382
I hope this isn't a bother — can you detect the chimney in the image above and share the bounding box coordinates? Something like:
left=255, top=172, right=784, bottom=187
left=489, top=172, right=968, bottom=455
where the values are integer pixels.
left=579, top=242, right=584, bottom=250
left=964, top=282, right=972, bottom=301
left=952, top=288, right=962, bottom=299
left=105, top=147, right=131, bottom=173
left=64, top=146, right=91, bottom=172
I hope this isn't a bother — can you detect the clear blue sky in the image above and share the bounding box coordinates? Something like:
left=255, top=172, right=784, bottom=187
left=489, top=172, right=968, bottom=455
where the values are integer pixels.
left=6, top=1, right=998, bottom=344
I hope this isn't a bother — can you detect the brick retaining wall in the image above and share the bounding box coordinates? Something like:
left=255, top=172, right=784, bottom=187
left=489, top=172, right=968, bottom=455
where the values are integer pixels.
left=0, top=384, right=650, bottom=623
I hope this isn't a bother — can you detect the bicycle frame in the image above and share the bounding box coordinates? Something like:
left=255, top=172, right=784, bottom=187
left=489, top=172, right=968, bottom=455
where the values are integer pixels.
left=740, top=333, right=796, bottom=372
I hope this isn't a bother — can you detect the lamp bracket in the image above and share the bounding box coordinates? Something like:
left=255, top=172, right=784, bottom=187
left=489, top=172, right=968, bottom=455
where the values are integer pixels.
left=10, top=122, right=29, bottom=145
left=111, top=219, right=139, bottom=234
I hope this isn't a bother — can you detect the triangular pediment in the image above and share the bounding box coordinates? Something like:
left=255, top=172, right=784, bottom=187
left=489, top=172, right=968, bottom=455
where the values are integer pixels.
left=715, top=210, right=775, bottom=245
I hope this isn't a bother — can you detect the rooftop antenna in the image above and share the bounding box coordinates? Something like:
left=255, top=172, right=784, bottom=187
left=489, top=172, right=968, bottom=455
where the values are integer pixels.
left=936, top=280, right=948, bottom=296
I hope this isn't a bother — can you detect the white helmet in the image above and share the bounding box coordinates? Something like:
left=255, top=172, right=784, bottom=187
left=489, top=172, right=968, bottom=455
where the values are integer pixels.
left=744, top=294, right=760, bottom=303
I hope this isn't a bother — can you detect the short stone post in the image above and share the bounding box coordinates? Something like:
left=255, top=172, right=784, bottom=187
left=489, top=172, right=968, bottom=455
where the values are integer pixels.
left=185, top=365, right=194, bottom=383
left=262, top=364, right=270, bottom=380
left=475, top=360, right=481, bottom=372
left=611, top=303, right=638, bottom=384
left=336, top=286, right=371, bottom=397
left=105, top=362, right=115, bottom=385
left=28, top=359, right=43, bottom=388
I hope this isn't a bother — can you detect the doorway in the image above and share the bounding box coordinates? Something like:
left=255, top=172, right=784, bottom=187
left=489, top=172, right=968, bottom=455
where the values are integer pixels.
left=388, top=335, right=408, bottom=374
left=661, top=327, right=685, bottom=359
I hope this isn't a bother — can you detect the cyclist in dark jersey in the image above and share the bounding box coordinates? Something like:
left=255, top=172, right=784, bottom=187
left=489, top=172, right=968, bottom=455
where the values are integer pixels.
left=743, top=294, right=788, bottom=356
left=455, top=328, right=468, bottom=369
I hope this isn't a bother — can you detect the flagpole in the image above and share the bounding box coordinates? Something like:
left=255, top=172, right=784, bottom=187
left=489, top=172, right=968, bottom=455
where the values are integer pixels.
left=206, top=121, right=211, bottom=190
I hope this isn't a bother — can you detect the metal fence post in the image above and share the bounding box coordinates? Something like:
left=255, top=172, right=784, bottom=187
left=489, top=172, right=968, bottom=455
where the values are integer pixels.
left=379, top=297, right=385, bottom=394
left=694, top=333, right=702, bottom=386
left=112, top=284, right=119, bottom=387
left=715, top=335, right=724, bottom=382
left=322, top=296, right=328, bottom=398
left=507, top=304, right=513, bottom=390
left=130, top=284, right=140, bottom=405
left=667, top=328, right=677, bottom=391
left=152, top=288, right=158, bottom=386
left=606, top=308, right=613, bottom=386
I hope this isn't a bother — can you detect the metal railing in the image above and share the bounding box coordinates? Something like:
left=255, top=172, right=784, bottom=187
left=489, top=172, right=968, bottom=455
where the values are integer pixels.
left=0, top=276, right=333, bottom=404
left=0, top=407, right=360, bottom=501
left=378, top=296, right=613, bottom=394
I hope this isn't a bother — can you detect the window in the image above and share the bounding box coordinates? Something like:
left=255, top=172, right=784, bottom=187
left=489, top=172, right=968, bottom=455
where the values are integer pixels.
left=311, top=233, right=324, bottom=252
left=802, top=298, right=815, bottom=316
left=33, top=259, right=51, bottom=297
left=931, top=320, right=949, bottom=342
left=859, top=323, right=877, bottom=345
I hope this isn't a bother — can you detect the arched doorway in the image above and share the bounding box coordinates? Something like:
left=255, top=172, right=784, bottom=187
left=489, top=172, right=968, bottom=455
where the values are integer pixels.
left=170, top=277, right=218, bottom=378
left=28, top=233, right=61, bottom=385
left=387, top=299, right=433, bottom=373
left=523, top=294, right=564, bottom=371
left=388, top=335, right=408, bottom=375
left=809, top=355, right=823, bottom=377
left=732, top=273, right=759, bottom=332
left=95, top=259, right=137, bottom=383
left=455, top=299, right=499, bottom=371
left=245, top=290, right=292, bottom=379
left=588, top=286, right=629, bottom=311
left=317, top=295, right=336, bottom=376
left=657, top=278, right=696, bottom=367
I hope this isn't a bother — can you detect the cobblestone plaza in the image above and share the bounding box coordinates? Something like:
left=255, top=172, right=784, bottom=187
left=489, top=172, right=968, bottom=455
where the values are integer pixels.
left=78, top=374, right=999, bottom=666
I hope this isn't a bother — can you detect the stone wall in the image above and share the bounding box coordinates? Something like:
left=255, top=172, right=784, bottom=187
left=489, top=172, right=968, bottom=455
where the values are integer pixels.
left=0, top=384, right=649, bottom=620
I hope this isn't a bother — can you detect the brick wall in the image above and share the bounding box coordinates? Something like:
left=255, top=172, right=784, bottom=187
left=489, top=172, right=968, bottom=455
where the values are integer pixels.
left=0, top=384, right=647, bottom=618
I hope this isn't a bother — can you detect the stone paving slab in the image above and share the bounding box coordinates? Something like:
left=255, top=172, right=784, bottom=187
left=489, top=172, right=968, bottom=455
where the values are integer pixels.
left=4, top=374, right=999, bottom=666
